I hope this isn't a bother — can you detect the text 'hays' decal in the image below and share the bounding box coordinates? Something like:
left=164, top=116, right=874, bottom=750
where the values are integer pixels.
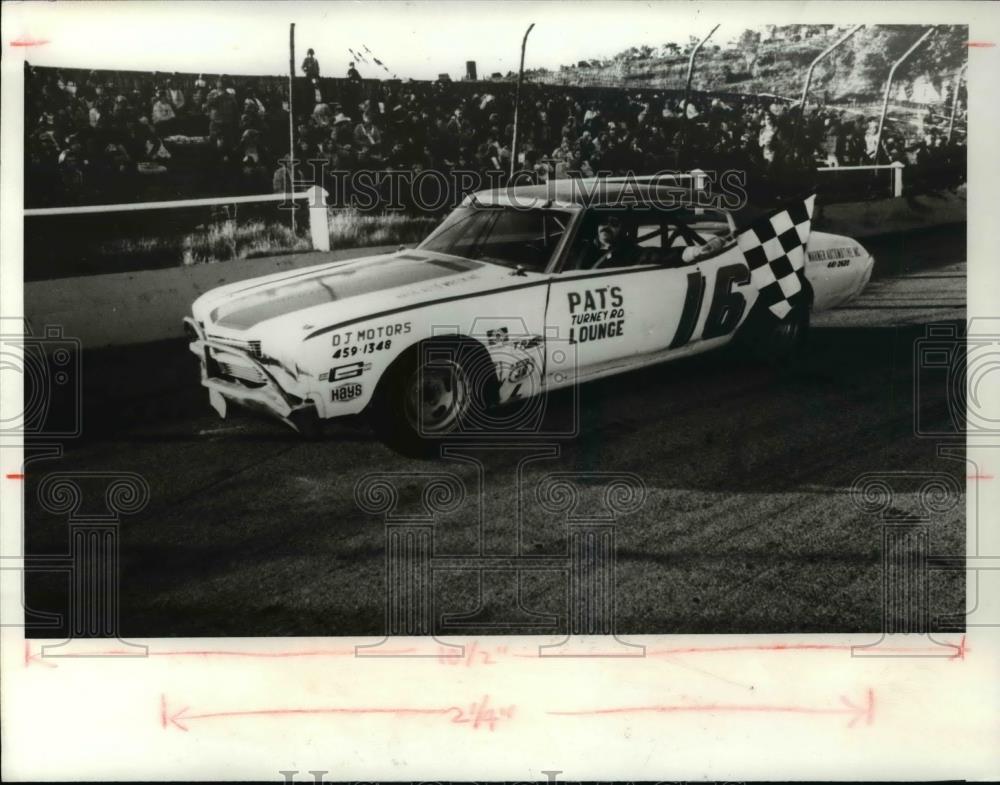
left=332, top=382, right=363, bottom=402
left=568, top=286, right=625, bottom=345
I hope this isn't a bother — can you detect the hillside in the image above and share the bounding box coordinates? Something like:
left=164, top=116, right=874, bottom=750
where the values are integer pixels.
left=527, top=24, right=968, bottom=106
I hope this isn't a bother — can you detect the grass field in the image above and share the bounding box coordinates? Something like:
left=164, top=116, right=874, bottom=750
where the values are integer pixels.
left=27, top=208, right=441, bottom=279
left=177, top=208, right=438, bottom=265
left=175, top=209, right=438, bottom=264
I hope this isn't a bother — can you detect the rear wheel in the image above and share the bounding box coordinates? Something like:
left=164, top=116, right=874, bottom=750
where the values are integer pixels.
left=737, top=306, right=809, bottom=366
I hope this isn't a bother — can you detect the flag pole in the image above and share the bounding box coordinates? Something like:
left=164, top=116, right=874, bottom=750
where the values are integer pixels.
left=288, top=22, right=296, bottom=235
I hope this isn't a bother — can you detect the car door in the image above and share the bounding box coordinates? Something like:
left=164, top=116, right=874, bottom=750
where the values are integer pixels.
left=667, top=240, right=758, bottom=352
left=544, top=208, right=683, bottom=383
left=544, top=208, right=756, bottom=385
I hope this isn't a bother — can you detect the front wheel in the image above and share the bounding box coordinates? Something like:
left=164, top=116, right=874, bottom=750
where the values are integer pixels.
left=369, top=340, right=496, bottom=457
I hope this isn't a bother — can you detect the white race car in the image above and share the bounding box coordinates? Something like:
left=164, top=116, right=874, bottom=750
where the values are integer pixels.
left=186, top=179, right=873, bottom=454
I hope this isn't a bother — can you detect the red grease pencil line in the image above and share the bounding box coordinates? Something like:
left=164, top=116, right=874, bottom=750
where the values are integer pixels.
left=645, top=636, right=966, bottom=659
left=161, top=694, right=512, bottom=732
left=550, top=688, right=876, bottom=728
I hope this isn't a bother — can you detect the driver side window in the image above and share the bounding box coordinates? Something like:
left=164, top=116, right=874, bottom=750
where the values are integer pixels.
left=564, top=209, right=685, bottom=271
left=565, top=210, right=637, bottom=271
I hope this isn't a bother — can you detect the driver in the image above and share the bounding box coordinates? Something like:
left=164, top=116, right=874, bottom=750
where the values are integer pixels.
left=580, top=216, right=639, bottom=269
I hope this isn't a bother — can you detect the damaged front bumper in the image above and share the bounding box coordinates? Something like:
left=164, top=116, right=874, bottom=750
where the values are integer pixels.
left=184, top=317, right=316, bottom=432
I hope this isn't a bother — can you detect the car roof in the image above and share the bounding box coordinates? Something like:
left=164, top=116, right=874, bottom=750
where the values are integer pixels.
left=469, top=176, right=727, bottom=210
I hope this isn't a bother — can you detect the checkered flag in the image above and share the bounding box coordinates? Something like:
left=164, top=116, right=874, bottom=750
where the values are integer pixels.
left=736, top=194, right=816, bottom=320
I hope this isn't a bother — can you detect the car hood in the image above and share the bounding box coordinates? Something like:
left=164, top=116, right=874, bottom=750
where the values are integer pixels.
left=192, top=249, right=516, bottom=337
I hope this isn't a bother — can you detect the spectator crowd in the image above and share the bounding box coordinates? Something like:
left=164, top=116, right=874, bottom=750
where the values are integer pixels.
left=25, top=58, right=966, bottom=209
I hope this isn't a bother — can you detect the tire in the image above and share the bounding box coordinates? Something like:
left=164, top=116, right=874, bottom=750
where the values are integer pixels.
left=737, top=305, right=809, bottom=367
left=369, top=338, right=498, bottom=457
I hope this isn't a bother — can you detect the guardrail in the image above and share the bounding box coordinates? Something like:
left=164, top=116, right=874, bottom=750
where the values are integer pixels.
left=24, top=185, right=333, bottom=251
left=816, top=162, right=906, bottom=197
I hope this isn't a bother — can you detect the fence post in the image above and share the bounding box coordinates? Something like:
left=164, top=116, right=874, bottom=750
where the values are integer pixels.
left=691, top=168, right=707, bottom=215
left=891, top=162, right=905, bottom=197
left=306, top=185, right=330, bottom=251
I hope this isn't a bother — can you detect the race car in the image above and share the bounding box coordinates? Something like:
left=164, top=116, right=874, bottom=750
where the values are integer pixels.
left=185, top=177, right=874, bottom=454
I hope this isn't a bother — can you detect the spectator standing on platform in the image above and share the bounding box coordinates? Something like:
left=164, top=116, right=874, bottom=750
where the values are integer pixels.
left=301, top=48, right=321, bottom=79
left=300, top=48, right=322, bottom=110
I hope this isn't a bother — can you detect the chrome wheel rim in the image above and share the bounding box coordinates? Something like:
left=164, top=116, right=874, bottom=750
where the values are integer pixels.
left=403, top=360, right=468, bottom=434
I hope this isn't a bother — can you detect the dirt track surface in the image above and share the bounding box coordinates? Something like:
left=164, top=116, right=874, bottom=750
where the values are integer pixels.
left=23, top=228, right=968, bottom=637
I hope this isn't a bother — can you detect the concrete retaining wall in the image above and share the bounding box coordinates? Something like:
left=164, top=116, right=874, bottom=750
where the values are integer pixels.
left=25, top=245, right=395, bottom=350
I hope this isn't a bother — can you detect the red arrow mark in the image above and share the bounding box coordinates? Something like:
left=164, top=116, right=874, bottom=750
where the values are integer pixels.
left=160, top=693, right=514, bottom=732
left=549, top=687, right=876, bottom=728
left=23, top=641, right=56, bottom=669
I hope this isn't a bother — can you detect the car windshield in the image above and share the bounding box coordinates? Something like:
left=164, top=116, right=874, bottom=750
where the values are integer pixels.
left=418, top=206, right=572, bottom=272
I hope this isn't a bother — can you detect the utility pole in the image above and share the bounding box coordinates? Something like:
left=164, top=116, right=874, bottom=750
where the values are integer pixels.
left=947, top=63, right=967, bottom=143
left=876, top=27, right=936, bottom=161
left=510, top=22, right=535, bottom=179
left=799, top=25, right=863, bottom=114
left=682, top=24, right=719, bottom=119
left=288, top=23, right=296, bottom=234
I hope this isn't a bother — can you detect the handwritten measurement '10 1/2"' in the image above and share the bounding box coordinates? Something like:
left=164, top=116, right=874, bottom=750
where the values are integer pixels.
left=332, top=340, right=392, bottom=359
